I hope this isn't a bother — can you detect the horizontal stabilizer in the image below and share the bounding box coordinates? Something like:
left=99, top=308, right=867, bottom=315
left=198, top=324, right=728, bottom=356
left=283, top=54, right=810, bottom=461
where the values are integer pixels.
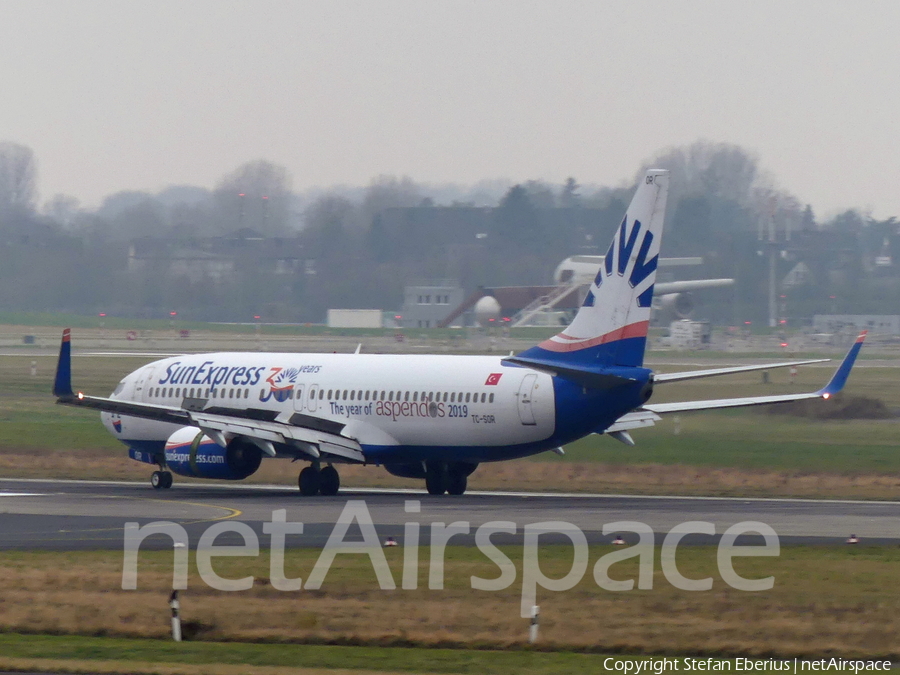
left=502, top=355, right=638, bottom=390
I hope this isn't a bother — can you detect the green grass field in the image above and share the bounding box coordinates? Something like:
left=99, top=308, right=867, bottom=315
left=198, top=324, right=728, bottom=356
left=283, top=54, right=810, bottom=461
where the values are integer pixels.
left=0, top=635, right=616, bottom=675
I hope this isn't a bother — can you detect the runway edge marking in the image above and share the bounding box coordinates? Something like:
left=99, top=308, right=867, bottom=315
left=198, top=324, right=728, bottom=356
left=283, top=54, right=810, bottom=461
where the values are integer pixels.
left=2, top=477, right=899, bottom=507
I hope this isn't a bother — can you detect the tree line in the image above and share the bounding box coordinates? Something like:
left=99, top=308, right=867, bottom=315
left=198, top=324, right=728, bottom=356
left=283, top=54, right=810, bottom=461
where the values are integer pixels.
left=0, top=140, right=896, bottom=326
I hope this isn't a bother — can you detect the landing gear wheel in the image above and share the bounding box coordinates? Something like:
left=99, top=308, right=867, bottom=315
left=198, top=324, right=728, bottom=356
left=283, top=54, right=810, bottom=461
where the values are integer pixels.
left=425, top=463, right=447, bottom=495
left=160, top=471, right=173, bottom=489
left=151, top=471, right=164, bottom=489
left=446, top=473, right=467, bottom=496
left=298, top=466, right=321, bottom=496
left=319, top=466, right=340, bottom=496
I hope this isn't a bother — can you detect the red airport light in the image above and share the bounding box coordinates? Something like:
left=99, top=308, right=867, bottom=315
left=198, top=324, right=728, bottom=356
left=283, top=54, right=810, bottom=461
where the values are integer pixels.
left=99, top=313, right=106, bottom=317
left=253, top=315, right=261, bottom=320
left=744, top=321, right=752, bottom=325
left=780, top=342, right=788, bottom=347
left=170, top=312, right=177, bottom=317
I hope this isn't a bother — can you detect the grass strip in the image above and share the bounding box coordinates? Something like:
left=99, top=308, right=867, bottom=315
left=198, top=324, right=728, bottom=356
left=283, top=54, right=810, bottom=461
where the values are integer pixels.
left=0, top=634, right=614, bottom=674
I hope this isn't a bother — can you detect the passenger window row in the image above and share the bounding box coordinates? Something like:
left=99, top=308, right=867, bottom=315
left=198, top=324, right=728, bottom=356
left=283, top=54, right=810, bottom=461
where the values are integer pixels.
left=315, top=389, right=495, bottom=404
left=149, top=385, right=497, bottom=406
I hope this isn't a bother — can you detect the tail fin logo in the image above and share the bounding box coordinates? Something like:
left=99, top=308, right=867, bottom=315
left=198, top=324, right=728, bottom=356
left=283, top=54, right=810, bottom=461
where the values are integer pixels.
left=588, top=217, right=658, bottom=309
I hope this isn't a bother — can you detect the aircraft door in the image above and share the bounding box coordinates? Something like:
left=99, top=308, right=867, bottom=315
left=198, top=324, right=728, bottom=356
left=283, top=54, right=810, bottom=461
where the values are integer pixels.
left=293, top=384, right=305, bottom=412
left=133, top=366, right=155, bottom=402
left=517, top=373, right=538, bottom=425
left=307, top=384, right=319, bottom=413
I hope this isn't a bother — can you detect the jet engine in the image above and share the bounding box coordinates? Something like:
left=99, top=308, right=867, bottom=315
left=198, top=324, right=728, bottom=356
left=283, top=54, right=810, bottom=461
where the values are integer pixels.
left=657, top=292, right=694, bottom=320
left=164, top=426, right=262, bottom=480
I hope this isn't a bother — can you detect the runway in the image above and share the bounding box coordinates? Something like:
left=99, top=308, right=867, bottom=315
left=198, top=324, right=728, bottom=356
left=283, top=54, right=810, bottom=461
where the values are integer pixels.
left=1, top=478, right=898, bottom=550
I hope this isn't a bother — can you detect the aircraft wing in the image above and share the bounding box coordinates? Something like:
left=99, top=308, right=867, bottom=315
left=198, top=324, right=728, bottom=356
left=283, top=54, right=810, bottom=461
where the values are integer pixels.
left=52, top=329, right=365, bottom=463
left=653, top=358, right=831, bottom=384
left=644, top=331, right=867, bottom=415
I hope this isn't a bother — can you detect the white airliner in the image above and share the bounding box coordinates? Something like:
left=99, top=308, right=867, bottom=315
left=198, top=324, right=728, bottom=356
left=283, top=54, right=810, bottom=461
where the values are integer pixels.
left=53, top=170, right=866, bottom=495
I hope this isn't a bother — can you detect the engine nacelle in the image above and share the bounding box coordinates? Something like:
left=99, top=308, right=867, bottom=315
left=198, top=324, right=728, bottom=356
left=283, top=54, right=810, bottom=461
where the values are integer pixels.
left=164, top=427, right=262, bottom=480
left=657, top=292, right=694, bottom=319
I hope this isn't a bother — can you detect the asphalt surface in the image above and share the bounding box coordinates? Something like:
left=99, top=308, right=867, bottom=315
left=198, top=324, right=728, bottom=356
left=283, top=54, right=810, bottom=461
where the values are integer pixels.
left=1, top=478, right=898, bottom=550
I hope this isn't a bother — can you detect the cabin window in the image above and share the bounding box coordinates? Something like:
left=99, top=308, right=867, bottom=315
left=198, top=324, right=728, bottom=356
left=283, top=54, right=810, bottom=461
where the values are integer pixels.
left=404, top=391, right=410, bottom=402
left=412, top=392, right=418, bottom=402
left=388, top=391, right=394, bottom=401
left=319, top=389, right=324, bottom=400
left=364, top=391, right=369, bottom=401
left=481, top=393, right=486, bottom=403
left=489, top=393, right=494, bottom=403
left=450, top=393, right=455, bottom=403
left=358, top=390, right=363, bottom=400
left=465, top=393, right=470, bottom=403
left=350, top=390, right=355, bottom=401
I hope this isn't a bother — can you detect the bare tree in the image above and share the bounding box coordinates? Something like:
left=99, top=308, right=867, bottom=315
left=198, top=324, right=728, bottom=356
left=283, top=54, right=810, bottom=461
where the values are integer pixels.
left=44, top=193, right=80, bottom=228
left=0, top=142, right=38, bottom=218
left=214, top=160, right=293, bottom=235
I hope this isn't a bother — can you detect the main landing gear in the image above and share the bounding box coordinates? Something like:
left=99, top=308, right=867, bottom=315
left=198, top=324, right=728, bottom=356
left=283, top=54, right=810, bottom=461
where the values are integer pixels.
left=151, top=470, right=173, bottom=489
left=298, top=464, right=340, bottom=496
left=424, top=461, right=471, bottom=496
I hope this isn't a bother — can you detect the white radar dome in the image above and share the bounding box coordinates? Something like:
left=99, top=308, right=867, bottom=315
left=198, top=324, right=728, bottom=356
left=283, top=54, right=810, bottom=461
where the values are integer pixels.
left=474, top=296, right=502, bottom=327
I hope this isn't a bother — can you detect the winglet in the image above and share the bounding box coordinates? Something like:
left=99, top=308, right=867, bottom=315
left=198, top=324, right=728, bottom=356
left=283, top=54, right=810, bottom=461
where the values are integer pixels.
left=817, top=330, right=867, bottom=397
left=53, top=328, right=74, bottom=398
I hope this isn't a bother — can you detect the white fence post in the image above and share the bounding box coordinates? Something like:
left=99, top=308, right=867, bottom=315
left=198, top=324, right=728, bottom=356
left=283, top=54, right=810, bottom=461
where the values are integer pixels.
left=169, top=590, right=182, bottom=642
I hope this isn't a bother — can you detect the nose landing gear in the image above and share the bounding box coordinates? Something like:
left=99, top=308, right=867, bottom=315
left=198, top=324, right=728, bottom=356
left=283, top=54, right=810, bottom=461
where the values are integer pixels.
left=151, top=470, right=173, bottom=489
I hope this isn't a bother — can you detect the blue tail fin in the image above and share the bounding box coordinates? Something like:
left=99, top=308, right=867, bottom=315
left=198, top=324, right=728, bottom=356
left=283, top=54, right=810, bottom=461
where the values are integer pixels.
left=515, top=169, right=669, bottom=370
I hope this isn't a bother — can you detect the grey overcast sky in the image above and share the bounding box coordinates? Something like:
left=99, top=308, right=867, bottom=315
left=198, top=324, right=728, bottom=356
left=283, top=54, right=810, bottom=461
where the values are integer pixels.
left=2, top=1, right=900, bottom=217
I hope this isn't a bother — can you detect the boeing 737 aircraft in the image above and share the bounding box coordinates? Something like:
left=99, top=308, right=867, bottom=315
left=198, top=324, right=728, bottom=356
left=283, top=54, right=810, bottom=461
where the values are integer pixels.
left=52, top=170, right=866, bottom=495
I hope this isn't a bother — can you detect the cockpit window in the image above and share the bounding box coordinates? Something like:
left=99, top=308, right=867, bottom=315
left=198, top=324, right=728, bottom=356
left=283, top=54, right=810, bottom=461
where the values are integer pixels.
left=112, top=381, right=127, bottom=396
